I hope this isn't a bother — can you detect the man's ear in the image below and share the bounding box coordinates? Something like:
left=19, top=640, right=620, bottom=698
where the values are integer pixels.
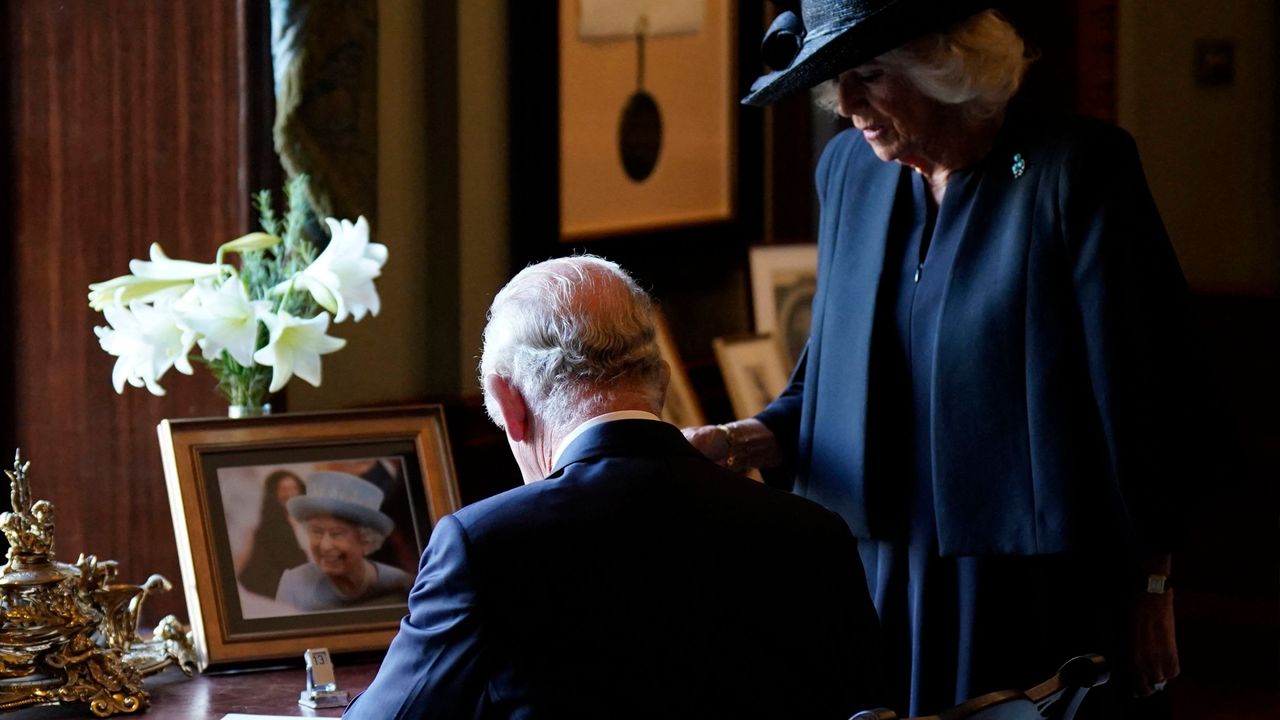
left=484, top=374, right=530, bottom=443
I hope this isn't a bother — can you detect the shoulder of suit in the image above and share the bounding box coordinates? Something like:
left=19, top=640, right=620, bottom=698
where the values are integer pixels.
left=708, top=468, right=855, bottom=537
left=446, top=466, right=622, bottom=541
left=448, top=480, right=542, bottom=530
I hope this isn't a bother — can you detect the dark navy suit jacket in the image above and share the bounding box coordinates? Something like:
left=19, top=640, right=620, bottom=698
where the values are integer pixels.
left=345, top=420, right=882, bottom=719
left=757, top=110, right=1199, bottom=559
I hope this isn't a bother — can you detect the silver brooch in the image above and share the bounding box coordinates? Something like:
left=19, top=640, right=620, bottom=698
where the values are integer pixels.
left=1011, top=153, right=1026, bottom=178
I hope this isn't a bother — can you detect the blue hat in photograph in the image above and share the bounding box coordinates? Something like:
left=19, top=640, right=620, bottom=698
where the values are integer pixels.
left=287, top=471, right=394, bottom=536
left=743, top=0, right=994, bottom=106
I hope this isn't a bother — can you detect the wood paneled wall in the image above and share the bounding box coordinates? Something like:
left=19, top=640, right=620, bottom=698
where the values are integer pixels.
left=1, top=4, right=16, bottom=460
left=4, top=1, right=266, bottom=622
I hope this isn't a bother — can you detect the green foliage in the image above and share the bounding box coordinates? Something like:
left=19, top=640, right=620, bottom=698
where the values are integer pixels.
left=212, top=175, right=323, bottom=407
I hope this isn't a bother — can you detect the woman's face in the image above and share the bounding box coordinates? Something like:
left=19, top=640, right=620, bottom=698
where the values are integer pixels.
left=275, top=477, right=303, bottom=505
left=306, top=516, right=367, bottom=582
left=832, top=62, right=952, bottom=170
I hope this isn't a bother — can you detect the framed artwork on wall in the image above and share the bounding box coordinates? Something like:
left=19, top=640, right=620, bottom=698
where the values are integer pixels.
left=157, top=406, right=460, bottom=670
left=558, top=0, right=736, bottom=240
left=508, top=0, right=762, bottom=272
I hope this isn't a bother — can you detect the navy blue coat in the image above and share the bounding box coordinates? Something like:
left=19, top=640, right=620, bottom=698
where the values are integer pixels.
left=757, top=111, right=1195, bottom=559
left=345, top=420, right=883, bottom=719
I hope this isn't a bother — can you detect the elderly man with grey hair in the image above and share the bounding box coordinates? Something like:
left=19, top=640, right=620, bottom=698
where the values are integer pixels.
left=346, top=256, right=882, bottom=719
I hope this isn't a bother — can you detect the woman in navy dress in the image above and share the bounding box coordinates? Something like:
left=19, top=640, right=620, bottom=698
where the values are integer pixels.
left=687, top=1, right=1198, bottom=716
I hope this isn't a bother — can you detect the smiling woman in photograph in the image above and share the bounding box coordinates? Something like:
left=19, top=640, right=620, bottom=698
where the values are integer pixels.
left=276, top=472, right=413, bottom=612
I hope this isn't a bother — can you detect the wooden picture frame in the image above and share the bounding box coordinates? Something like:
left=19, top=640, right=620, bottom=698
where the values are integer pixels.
left=713, top=334, right=790, bottom=419
left=654, top=311, right=706, bottom=428
left=508, top=0, right=764, bottom=273
left=157, top=406, right=460, bottom=670
left=749, top=243, right=817, bottom=370
left=557, top=0, right=736, bottom=240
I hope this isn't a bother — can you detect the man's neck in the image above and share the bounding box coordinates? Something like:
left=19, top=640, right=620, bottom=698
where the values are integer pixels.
left=544, top=405, right=662, bottom=473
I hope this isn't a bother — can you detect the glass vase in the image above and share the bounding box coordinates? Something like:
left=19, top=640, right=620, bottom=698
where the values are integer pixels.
left=227, top=403, right=272, bottom=419
left=214, top=360, right=273, bottom=418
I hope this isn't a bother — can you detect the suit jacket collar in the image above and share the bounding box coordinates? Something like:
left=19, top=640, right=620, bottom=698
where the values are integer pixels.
left=548, top=419, right=700, bottom=477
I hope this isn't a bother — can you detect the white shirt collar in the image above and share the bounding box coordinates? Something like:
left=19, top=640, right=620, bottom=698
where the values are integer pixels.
left=552, top=410, right=663, bottom=468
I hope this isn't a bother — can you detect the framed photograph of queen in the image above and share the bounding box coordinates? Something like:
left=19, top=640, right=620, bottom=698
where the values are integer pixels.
left=157, top=406, right=460, bottom=670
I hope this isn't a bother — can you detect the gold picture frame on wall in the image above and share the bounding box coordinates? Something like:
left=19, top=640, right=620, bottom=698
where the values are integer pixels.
left=558, top=0, right=736, bottom=239
left=157, top=406, right=460, bottom=670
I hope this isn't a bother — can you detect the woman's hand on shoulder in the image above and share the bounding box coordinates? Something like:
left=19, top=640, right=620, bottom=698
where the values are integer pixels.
left=682, top=424, right=732, bottom=464
left=682, top=419, right=782, bottom=472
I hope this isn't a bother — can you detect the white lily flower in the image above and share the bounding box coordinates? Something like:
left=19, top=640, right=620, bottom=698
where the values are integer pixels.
left=89, top=180, right=388, bottom=400
left=130, top=243, right=224, bottom=280
left=252, top=310, right=347, bottom=392
left=89, top=243, right=225, bottom=311
left=88, top=274, right=193, bottom=311
left=288, top=216, right=387, bottom=323
left=93, top=299, right=196, bottom=396
left=176, top=278, right=272, bottom=367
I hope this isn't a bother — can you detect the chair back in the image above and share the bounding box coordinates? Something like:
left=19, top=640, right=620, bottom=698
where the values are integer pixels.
left=1023, top=654, right=1109, bottom=720
left=849, top=654, right=1109, bottom=720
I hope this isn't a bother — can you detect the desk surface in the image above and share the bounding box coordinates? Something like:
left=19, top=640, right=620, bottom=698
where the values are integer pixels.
left=6, top=663, right=379, bottom=719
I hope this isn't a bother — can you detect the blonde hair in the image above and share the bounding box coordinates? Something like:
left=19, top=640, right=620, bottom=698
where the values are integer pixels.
left=814, top=10, right=1033, bottom=119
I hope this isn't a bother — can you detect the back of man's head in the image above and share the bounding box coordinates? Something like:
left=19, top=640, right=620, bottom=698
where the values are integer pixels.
left=479, top=256, right=665, bottom=434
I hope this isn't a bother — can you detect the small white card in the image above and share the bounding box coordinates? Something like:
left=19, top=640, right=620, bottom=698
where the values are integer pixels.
left=305, top=648, right=337, bottom=688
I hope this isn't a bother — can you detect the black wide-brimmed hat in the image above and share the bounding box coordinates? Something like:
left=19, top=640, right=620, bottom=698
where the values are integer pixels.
left=743, top=0, right=994, bottom=106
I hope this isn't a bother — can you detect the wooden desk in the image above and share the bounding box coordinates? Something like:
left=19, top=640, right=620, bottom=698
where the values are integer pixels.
left=5, top=663, right=379, bottom=719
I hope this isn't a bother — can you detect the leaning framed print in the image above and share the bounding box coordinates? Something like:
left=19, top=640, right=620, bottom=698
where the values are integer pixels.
left=654, top=310, right=707, bottom=428
left=749, top=243, right=817, bottom=370
left=157, top=406, right=460, bottom=670
left=713, top=333, right=790, bottom=419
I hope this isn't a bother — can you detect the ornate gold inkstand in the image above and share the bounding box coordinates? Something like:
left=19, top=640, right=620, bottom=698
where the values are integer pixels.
left=0, top=450, right=196, bottom=716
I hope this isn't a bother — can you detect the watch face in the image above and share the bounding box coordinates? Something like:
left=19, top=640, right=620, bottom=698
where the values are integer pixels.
left=1145, top=575, right=1169, bottom=594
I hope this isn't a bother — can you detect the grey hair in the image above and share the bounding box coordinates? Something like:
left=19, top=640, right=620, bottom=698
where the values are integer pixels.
left=357, top=526, right=387, bottom=555
left=814, top=9, right=1032, bottom=119
left=479, top=255, right=665, bottom=434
